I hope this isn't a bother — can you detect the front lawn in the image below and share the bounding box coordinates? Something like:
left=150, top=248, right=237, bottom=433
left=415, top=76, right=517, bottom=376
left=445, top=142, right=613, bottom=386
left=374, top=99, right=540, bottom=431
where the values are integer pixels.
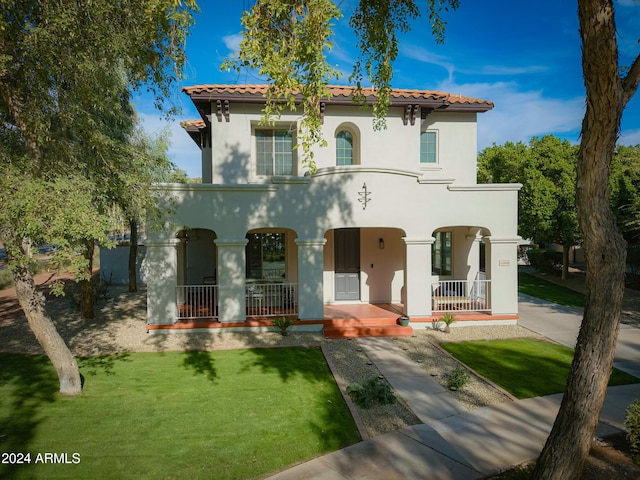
left=0, top=348, right=360, bottom=479
left=440, top=338, right=639, bottom=399
left=518, top=271, right=585, bottom=308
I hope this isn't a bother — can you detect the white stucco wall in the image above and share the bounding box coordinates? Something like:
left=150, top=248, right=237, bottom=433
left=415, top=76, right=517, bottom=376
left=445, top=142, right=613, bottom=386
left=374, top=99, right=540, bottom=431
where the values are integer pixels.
left=147, top=98, right=520, bottom=323
left=206, top=103, right=479, bottom=185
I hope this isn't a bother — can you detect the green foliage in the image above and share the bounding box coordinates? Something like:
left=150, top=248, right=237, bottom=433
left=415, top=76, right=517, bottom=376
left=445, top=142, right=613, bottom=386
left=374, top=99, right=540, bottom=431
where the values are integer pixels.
left=527, top=249, right=563, bottom=275
left=478, top=135, right=580, bottom=249
left=272, top=316, right=295, bottom=335
left=447, top=366, right=470, bottom=390
left=224, top=0, right=459, bottom=168
left=347, top=377, right=396, bottom=409
left=625, top=399, right=640, bottom=464
left=610, top=145, right=640, bottom=245
left=222, top=0, right=342, bottom=171
left=441, top=312, right=456, bottom=327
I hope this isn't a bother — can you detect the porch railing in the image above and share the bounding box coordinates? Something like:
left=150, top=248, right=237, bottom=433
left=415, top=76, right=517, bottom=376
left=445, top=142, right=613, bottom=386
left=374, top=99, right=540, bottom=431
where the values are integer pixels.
left=177, top=285, right=218, bottom=319
left=432, top=279, right=491, bottom=313
left=246, top=283, right=298, bottom=317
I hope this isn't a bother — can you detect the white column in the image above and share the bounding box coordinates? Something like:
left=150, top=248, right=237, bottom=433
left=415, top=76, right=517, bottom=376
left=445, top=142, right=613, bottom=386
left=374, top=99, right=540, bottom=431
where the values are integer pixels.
left=295, top=238, right=327, bottom=320
left=403, top=237, right=434, bottom=317
left=214, top=239, right=248, bottom=322
left=142, top=239, right=180, bottom=325
left=484, top=236, right=521, bottom=315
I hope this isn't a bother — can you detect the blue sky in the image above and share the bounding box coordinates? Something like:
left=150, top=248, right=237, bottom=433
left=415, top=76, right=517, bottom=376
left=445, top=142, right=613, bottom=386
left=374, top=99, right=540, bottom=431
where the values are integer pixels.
left=135, top=0, right=640, bottom=179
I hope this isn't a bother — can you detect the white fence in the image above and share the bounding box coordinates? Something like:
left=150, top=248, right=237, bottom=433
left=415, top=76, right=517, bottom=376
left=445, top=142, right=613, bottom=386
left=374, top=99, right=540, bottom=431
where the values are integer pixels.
left=176, top=283, right=298, bottom=320
left=432, top=279, right=491, bottom=312
left=177, top=285, right=218, bottom=319
left=246, top=283, right=298, bottom=317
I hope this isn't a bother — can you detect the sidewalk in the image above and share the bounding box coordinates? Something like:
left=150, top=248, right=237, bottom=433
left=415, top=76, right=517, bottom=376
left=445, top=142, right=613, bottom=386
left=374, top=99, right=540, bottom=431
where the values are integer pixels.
left=268, top=297, right=640, bottom=480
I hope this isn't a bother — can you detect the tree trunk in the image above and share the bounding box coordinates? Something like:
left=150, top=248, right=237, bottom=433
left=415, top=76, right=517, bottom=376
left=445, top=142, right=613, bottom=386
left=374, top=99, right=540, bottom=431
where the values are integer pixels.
left=6, top=235, right=82, bottom=395
left=79, top=239, right=95, bottom=319
left=128, top=218, right=138, bottom=293
left=531, top=1, right=628, bottom=478
left=561, top=244, right=569, bottom=280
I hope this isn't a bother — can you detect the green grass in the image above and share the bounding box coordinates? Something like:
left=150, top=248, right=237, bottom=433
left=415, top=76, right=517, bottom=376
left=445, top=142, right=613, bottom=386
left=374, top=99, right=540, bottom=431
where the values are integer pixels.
left=518, top=271, right=585, bottom=308
left=440, top=338, right=639, bottom=399
left=0, top=348, right=360, bottom=479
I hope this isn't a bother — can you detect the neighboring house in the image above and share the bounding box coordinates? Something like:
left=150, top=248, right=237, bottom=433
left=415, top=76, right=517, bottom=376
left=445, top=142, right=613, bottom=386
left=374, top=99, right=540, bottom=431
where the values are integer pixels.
left=144, top=84, right=522, bottom=333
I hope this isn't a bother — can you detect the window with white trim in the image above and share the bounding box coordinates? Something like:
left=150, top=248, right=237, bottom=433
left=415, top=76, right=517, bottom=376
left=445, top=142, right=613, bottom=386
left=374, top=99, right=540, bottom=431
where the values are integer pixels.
left=420, top=130, right=438, bottom=164
left=256, top=129, right=294, bottom=176
left=336, top=130, right=353, bottom=166
left=432, top=231, right=452, bottom=275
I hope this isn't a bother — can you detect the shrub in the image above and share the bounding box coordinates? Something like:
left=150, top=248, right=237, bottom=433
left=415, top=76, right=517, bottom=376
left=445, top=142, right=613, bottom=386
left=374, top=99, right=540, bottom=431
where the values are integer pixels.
left=625, top=399, right=640, bottom=464
left=527, top=249, right=563, bottom=274
left=447, top=367, right=470, bottom=390
left=347, top=377, right=396, bottom=409
left=441, top=313, right=456, bottom=333
left=272, top=316, right=295, bottom=336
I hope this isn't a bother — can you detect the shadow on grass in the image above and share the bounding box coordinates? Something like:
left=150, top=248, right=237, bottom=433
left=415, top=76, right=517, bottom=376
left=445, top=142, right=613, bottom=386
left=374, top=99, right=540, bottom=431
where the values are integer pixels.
left=238, top=346, right=329, bottom=383
left=181, top=350, right=218, bottom=383
left=0, top=354, right=58, bottom=479
left=308, top=387, right=361, bottom=451
left=78, top=352, right=132, bottom=377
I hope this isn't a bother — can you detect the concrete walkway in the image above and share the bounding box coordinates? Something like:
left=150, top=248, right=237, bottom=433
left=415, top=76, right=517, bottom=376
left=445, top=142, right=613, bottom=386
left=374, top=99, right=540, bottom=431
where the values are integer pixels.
left=268, top=295, right=640, bottom=480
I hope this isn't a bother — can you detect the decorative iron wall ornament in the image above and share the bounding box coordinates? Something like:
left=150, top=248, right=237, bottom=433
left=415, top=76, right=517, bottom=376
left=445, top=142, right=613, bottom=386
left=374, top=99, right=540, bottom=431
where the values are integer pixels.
left=358, top=183, right=371, bottom=210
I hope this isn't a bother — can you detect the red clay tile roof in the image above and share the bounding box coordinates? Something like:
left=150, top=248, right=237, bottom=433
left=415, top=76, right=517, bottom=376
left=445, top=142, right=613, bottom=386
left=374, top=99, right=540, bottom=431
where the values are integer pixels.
left=182, top=84, right=493, bottom=110
left=180, top=119, right=206, bottom=130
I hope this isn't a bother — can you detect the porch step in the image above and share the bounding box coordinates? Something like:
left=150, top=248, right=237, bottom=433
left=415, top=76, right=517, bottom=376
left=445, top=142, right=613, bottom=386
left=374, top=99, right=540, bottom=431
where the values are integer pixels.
left=323, top=318, right=413, bottom=339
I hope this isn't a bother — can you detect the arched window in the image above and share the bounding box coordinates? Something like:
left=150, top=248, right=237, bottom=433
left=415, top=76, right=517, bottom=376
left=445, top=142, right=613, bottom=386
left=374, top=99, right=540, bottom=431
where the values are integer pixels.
left=336, top=130, right=353, bottom=166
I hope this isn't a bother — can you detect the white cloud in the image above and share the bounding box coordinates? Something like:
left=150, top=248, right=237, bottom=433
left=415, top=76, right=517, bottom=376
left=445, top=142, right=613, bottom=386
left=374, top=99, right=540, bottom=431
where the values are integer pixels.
left=436, top=80, right=585, bottom=149
left=222, top=33, right=243, bottom=53
left=475, top=65, right=549, bottom=76
left=399, top=44, right=455, bottom=80
left=620, top=128, right=640, bottom=146
left=138, top=113, right=202, bottom=179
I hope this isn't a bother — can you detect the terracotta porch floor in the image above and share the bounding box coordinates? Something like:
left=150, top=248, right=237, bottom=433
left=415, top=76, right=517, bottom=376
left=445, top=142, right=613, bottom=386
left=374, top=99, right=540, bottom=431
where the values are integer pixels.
left=148, top=303, right=516, bottom=333
left=323, top=303, right=405, bottom=321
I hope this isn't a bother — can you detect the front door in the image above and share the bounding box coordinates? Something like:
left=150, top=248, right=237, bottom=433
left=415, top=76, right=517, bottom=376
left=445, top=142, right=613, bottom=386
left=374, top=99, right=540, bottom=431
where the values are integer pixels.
left=334, top=228, right=360, bottom=300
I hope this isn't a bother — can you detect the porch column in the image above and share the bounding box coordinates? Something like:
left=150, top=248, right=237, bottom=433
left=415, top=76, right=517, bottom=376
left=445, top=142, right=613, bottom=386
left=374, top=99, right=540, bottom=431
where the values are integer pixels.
left=214, top=239, right=248, bottom=322
left=484, top=236, right=521, bottom=315
left=403, top=237, right=434, bottom=317
left=142, top=239, right=180, bottom=325
left=295, top=238, right=327, bottom=320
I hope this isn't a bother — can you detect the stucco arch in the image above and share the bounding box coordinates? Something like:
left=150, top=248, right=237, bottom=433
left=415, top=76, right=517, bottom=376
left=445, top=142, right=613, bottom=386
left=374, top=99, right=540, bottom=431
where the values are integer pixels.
left=176, top=228, right=218, bottom=286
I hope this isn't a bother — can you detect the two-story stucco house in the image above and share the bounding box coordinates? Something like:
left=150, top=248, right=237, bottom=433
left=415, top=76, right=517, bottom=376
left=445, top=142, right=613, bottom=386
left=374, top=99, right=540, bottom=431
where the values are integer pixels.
left=144, top=84, right=521, bottom=336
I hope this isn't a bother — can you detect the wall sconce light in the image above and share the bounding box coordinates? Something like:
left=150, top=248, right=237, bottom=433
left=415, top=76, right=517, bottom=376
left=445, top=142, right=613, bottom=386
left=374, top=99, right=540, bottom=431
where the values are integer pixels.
left=379, top=238, right=385, bottom=249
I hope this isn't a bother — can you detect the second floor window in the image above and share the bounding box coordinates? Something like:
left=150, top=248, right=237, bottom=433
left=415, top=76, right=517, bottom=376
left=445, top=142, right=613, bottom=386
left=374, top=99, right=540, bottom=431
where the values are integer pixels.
left=420, top=130, right=438, bottom=164
left=256, top=129, right=294, bottom=175
left=336, top=130, right=353, bottom=166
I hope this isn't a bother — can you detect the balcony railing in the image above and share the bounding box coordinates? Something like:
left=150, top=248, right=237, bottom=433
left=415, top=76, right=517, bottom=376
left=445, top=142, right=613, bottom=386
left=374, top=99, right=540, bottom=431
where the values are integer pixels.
left=246, top=283, right=298, bottom=317
left=176, top=282, right=298, bottom=320
left=432, top=279, right=491, bottom=313
left=177, top=285, right=218, bottom=319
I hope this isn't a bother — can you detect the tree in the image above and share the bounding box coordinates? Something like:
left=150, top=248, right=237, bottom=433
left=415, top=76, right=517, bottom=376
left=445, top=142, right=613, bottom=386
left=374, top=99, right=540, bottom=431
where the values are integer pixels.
left=478, top=135, right=580, bottom=279
left=229, top=1, right=640, bottom=478
left=532, top=2, right=640, bottom=477
left=0, top=0, right=198, bottom=394
left=610, top=145, right=640, bottom=244
left=119, top=127, right=189, bottom=293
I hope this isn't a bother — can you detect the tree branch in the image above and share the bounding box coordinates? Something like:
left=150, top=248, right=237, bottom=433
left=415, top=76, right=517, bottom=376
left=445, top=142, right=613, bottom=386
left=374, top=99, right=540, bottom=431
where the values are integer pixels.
left=622, top=53, right=640, bottom=106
